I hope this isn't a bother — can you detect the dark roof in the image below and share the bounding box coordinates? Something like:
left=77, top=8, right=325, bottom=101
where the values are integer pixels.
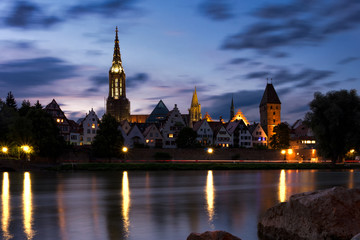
left=146, top=100, right=169, bottom=123
left=260, top=83, right=281, bottom=106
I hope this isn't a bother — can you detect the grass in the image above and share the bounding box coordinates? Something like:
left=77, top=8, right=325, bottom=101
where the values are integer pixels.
left=53, top=162, right=360, bottom=171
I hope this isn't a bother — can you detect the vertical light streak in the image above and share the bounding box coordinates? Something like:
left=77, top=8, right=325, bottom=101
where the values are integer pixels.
left=23, top=172, right=34, bottom=240
left=205, top=170, right=215, bottom=222
left=2, top=172, right=12, bottom=240
left=348, top=169, right=354, bottom=189
left=278, top=170, right=287, bottom=202
left=56, top=182, right=68, bottom=240
left=122, top=171, right=130, bottom=236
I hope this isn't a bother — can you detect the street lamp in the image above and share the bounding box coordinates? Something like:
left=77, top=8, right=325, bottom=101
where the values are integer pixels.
left=21, top=145, right=32, bottom=161
left=1, top=147, right=8, bottom=154
left=122, top=146, right=128, bottom=162
left=207, top=148, right=214, bottom=154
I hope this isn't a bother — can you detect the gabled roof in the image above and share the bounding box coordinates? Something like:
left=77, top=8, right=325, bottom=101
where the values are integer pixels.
left=260, top=83, right=281, bottom=106
left=193, top=119, right=206, bottom=132
left=146, top=100, right=169, bottom=123
left=226, top=119, right=248, bottom=134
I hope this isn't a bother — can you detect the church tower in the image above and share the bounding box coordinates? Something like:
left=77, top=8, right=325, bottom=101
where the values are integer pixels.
left=189, top=86, right=201, bottom=127
left=230, top=95, right=235, bottom=120
left=106, top=27, right=130, bottom=122
left=259, top=82, right=281, bottom=141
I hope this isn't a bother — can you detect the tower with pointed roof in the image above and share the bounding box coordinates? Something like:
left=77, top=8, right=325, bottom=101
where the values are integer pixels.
left=188, top=86, right=202, bottom=127
left=230, top=95, right=235, bottom=120
left=259, top=82, right=281, bottom=141
left=106, top=27, right=130, bottom=122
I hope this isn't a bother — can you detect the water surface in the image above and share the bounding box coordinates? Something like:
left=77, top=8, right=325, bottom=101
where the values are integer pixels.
left=0, top=169, right=358, bottom=240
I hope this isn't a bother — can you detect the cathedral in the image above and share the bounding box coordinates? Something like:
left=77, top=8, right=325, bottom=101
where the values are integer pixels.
left=106, top=27, right=130, bottom=122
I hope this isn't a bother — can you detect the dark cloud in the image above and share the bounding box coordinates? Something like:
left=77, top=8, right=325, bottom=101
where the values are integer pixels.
left=67, top=0, right=138, bottom=18
left=203, top=90, right=264, bottom=120
left=90, top=76, right=108, bottom=86
left=228, top=58, right=250, bottom=65
left=3, top=1, right=62, bottom=29
left=222, top=1, right=360, bottom=52
left=271, top=52, right=289, bottom=58
left=338, top=57, right=359, bottom=65
left=85, top=88, right=100, bottom=93
left=127, top=73, right=150, bottom=88
left=198, top=0, right=233, bottom=21
left=245, top=68, right=333, bottom=88
left=0, top=57, right=79, bottom=89
left=287, top=104, right=310, bottom=115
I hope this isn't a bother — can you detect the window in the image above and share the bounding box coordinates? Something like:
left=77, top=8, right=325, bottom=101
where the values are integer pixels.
left=168, top=134, right=174, bottom=138
left=150, top=133, right=153, bottom=137
left=87, top=129, right=90, bottom=134
left=273, top=112, right=276, bottom=115
left=92, top=123, right=95, bottom=129
left=92, top=129, right=96, bottom=134
left=87, top=137, right=91, bottom=142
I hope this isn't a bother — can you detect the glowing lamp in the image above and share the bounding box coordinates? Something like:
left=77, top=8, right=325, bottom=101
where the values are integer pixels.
left=2, top=147, right=8, bottom=153
left=287, top=149, right=293, bottom=154
left=21, top=145, right=31, bottom=154
left=122, top=147, right=128, bottom=153
left=207, top=148, right=214, bottom=154
left=281, top=150, right=286, bottom=155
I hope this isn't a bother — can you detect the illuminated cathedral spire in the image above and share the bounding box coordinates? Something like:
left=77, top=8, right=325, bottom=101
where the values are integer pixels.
left=106, top=27, right=130, bottom=122
left=189, top=86, right=202, bottom=127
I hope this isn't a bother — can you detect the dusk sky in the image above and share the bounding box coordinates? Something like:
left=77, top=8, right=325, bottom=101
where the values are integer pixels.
left=0, top=0, right=359, bottom=124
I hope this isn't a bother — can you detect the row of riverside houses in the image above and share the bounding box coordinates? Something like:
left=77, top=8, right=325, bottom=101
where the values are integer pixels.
left=43, top=86, right=271, bottom=148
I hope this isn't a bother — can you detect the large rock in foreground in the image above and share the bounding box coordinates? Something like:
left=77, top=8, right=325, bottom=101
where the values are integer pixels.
left=187, top=231, right=242, bottom=240
left=258, top=186, right=360, bottom=240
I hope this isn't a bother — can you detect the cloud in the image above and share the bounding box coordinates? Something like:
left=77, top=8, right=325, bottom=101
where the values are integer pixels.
left=0, top=57, right=79, bottom=89
left=127, top=73, right=150, bottom=88
left=3, top=1, right=62, bottom=29
left=202, top=90, right=264, bottom=120
left=244, top=68, right=334, bottom=88
left=228, top=58, right=250, bottom=65
left=338, top=57, right=359, bottom=65
left=67, top=0, right=139, bottom=18
left=90, top=75, right=108, bottom=86
left=221, top=1, right=360, bottom=52
left=198, top=0, right=233, bottom=21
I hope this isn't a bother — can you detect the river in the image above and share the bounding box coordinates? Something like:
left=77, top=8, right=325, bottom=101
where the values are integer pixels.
left=0, top=169, right=358, bottom=240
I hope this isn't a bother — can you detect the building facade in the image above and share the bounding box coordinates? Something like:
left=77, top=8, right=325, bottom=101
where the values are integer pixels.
left=106, top=27, right=130, bottom=122
left=188, top=87, right=201, bottom=127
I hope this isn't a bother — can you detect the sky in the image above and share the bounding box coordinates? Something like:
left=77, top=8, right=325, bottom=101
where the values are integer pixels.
left=0, top=0, right=359, bottom=124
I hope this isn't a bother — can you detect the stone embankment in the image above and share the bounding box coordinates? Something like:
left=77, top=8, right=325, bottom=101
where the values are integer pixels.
left=258, top=186, right=360, bottom=240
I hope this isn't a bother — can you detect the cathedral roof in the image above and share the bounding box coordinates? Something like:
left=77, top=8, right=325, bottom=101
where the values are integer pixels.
left=260, top=83, right=281, bottom=106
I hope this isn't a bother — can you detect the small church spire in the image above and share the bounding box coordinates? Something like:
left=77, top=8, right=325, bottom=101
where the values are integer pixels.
left=191, top=86, right=199, bottom=107
left=230, top=94, right=235, bottom=120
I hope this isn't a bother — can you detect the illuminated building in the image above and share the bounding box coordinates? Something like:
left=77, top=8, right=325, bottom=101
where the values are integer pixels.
left=162, top=104, right=185, bottom=148
left=188, top=86, right=202, bottom=127
left=106, top=27, right=130, bottom=122
left=146, top=100, right=169, bottom=123
left=78, top=108, right=100, bottom=145
left=248, top=123, right=268, bottom=147
left=226, top=119, right=252, bottom=148
left=193, top=119, right=213, bottom=146
left=45, top=99, right=72, bottom=141
left=259, top=83, right=281, bottom=144
left=143, top=124, right=163, bottom=148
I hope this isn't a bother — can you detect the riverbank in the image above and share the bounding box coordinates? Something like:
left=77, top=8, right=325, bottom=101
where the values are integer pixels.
left=53, top=162, right=360, bottom=171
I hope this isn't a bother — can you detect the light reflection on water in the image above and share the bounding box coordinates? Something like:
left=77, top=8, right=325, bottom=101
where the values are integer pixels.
left=23, top=172, right=34, bottom=240
left=0, top=169, right=359, bottom=240
left=205, top=170, right=215, bottom=224
left=2, top=172, right=11, bottom=240
left=122, top=171, right=131, bottom=237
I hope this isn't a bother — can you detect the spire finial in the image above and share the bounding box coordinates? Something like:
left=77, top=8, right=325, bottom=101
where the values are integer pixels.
left=112, top=26, right=122, bottom=64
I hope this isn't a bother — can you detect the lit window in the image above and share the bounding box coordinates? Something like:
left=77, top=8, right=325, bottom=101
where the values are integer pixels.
left=92, top=124, right=95, bottom=129
left=311, top=140, right=316, bottom=144
left=169, top=134, right=173, bottom=138
left=57, top=119, right=60, bottom=123
left=146, top=139, right=149, bottom=143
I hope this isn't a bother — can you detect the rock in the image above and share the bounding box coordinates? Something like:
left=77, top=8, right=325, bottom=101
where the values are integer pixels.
left=352, top=233, right=360, bottom=240
left=258, top=186, right=360, bottom=240
left=187, top=231, right=242, bottom=240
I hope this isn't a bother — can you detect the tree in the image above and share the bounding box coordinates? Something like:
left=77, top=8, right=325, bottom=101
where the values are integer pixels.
left=5, top=91, right=17, bottom=110
left=176, top=127, right=199, bottom=148
left=305, top=90, right=360, bottom=163
left=19, top=100, right=31, bottom=116
left=34, top=100, right=43, bottom=109
left=92, top=114, right=124, bottom=159
left=269, top=123, right=290, bottom=149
